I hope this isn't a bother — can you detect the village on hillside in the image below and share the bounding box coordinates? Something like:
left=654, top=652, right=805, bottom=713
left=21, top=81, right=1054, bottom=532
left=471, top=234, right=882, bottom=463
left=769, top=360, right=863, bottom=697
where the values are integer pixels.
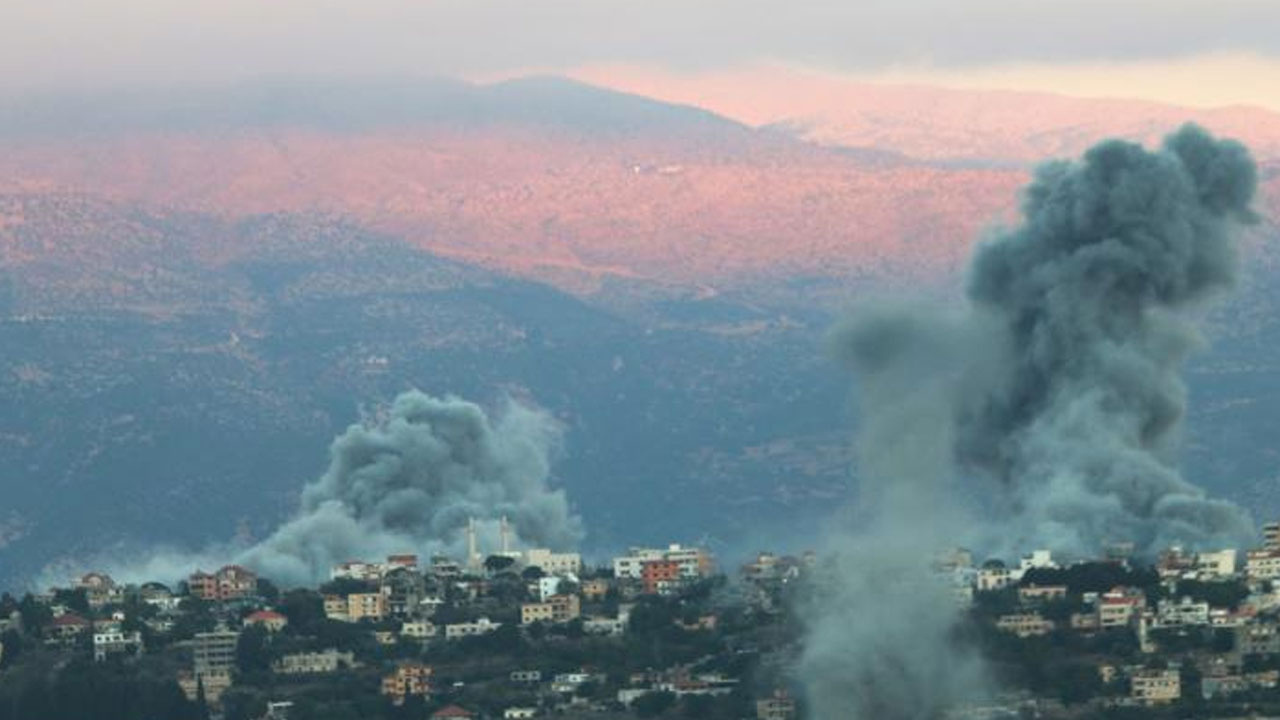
left=8, top=519, right=1280, bottom=719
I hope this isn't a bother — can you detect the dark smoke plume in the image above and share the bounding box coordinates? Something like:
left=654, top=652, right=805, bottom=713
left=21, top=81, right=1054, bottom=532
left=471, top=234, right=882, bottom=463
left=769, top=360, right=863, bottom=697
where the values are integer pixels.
left=238, top=390, right=582, bottom=584
left=803, top=125, right=1259, bottom=719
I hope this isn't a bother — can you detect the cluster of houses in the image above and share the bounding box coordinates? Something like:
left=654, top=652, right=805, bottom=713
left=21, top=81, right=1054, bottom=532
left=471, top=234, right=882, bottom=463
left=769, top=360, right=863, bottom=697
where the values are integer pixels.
left=0, top=530, right=760, bottom=720
left=941, top=521, right=1280, bottom=709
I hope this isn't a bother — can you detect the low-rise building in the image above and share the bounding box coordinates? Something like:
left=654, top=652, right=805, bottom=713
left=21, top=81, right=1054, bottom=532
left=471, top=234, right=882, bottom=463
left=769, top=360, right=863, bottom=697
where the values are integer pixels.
left=193, top=628, right=240, bottom=675
left=521, top=594, right=581, bottom=625
left=400, top=620, right=437, bottom=639
left=756, top=689, right=797, bottom=720
left=445, top=617, right=501, bottom=640
left=244, top=610, right=288, bottom=633
left=274, top=649, right=355, bottom=675
left=381, top=662, right=433, bottom=705
left=1018, top=585, right=1067, bottom=604
left=1099, top=587, right=1145, bottom=628
left=1247, top=550, right=1280, bottom=582
left=1131, top=668, right=1181, bottom=705
left=347, top=592, right=387, bottom=622
left=188, top=565, right=258, bottom=602
left=93, top=630, right=143, bottom=661
left=996, top=613, right=1055, bottom=638
left=523, top=549, right=582, bottom=576
left=1155, top=597, right=1210, bottom=627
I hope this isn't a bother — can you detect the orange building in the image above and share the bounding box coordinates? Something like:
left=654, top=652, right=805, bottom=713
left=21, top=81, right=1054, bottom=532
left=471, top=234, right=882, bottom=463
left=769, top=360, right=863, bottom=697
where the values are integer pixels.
left=381, top=662, right=433, bottom=705
left=641, top=559, right=682, bottom=596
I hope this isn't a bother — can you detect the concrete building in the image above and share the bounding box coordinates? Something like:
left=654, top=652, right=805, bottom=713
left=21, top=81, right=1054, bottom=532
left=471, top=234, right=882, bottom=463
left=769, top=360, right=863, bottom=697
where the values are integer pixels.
left=193, top=628, right=240, bottom=675
left=188, top=565, right=258, bottom=602
left=521, top=594, right=581, bottom=625
left=1155, top=597, right=1211, bottom=628
left=1018, top=585, right=1067, bottom=604
left=445, top=617, right=501, bottom=640
left=274, top=649, right=355, bottom=675
left=996, top=613, right=1055, bottom=638
left=1099, top=587, right=1145, bottom=628
left=346, top=592, right=387, bottom=622
left=1247, top=550, right=1280, bottom=581
left=93, top=630, right=143, bottom=661
left=400, top=620, right=437, bottom=639
left=756, top=689, right=797, bottom=720
left=523, top=549, right=582, bottom=576
left=1131, top=668, right=1181, bottom=705
left=381, top=662, right=433, bottom=705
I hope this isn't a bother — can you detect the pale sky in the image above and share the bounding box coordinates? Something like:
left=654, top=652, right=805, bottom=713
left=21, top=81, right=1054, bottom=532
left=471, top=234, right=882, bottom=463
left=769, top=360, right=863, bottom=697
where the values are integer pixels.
left=4, top=0, right=1280, bottom=110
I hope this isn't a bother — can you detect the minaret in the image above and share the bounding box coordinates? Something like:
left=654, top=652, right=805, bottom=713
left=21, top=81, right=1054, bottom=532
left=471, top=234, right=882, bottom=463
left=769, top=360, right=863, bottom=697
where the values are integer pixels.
left=466, top=517, right=480, bottom=571
left=500, top=516, right=511, bottom=555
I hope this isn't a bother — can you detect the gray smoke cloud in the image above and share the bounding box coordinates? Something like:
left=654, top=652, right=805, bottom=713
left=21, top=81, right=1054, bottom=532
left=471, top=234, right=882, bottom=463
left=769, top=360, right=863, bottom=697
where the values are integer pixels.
left=803, top=125, right=1260, bottom=719
left=237, top=390, right=583, bottom=585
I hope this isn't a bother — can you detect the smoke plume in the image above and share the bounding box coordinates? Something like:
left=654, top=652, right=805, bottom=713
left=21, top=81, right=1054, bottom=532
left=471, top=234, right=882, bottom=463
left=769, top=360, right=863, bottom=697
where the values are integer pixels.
left=237, top=390, right=583, bottom=585
left=802, top=125, right=1259, bottom=719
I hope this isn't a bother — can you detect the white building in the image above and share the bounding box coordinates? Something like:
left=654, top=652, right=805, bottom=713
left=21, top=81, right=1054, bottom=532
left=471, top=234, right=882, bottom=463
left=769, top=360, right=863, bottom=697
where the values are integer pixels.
left=1196, top=549, right=1237, bottom=578
left=1155, top=597, right=1211, bottom=628
left=445, top=617, right=502, bottom=640
left=93, top=630, right=143, bottom=662
left=613, top=545, right=712, bottom=580
left=1247, top=550, right=1280, bottom=581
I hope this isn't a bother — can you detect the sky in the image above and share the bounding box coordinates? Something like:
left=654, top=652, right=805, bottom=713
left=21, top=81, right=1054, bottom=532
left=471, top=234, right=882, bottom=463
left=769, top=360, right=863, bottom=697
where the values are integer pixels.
left=5, top=0, right=1280, bottom=110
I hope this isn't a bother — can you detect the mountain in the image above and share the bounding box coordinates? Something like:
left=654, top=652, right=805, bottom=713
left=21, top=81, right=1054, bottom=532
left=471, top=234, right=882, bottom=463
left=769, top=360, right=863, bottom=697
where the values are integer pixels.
left=0, top=76, right=1278, bottom=590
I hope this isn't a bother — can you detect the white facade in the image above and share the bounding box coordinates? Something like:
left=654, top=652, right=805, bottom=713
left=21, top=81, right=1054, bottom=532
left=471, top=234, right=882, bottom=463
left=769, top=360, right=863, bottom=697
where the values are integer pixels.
left=93, top=631, right=143, bottom=662
left=524, top=549, right=582, bottom=576
left=445, top=617, right=502, bottom=640
left=1155, top=597, right=1210, bottom=627
left=614, top=548, right=665, bottom=579
left=400, top=621, right=437, bottom=639
left=1197, top=549, right=1237, bottom=578
left=612, top=545, right=711, bottom=580
left=1247, top=550, right=1280, bottom=581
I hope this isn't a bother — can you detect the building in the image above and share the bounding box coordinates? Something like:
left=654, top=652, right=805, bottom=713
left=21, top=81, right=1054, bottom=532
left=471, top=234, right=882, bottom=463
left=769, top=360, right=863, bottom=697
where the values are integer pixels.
left=47, top=613, right=90, bottom=644
left=1099, top=587, right=1145, bottom=628
left=977, top=560, right=1013, bottom=592
left=445, top=617, right=501, bottom=640
left=614, top=544, right=713, bottom=581
left=1155, top=597, right=1211, bottom=628
left=1018, top=585, right=1067, bottom=604
left=995, top=613, right=1055, bottom=638
left=188, top=565, right=258, bottom=602
left=1131, top=668, right=1181, bottom=705
left=380, top=566, right=425, bottom=617
left=274, top=649, right=355, bottom=675
left=193, top=628, right=241, bottom=675
left=521, top=594, right=581, bottom=625
left=77, top=572, right=122, bottom=608
left=1236, top=620, right=1280, bottom=656
left=323, top=594, right=349, bottom=621
left=581, top=578, right=609, bottom=601
left=381, top=662, right=433, bottom=705
left=244, top=610, right=289, bottom=633
left=93, top=630, right=143, bottom=661
left=756, top=689, right=797, bottom=720
left=1196, top=549, right=1237, bottom=578
left=642, top=560, right=683, bottom=596
left=1247, top=550, right=1280, bottom=581
left=432, top=707, right=475, bottom=720
left=1265, top=522, right=1280, bottom=551
left=504, top=708, right=537, bottom=719
left=510, top=670, right=542, bottom=683
left=524, top=549, right=582, bottom=576
left=536, top=574, right=578, bottom=602
left=179, top=669, right=233, bottom=706
left=400, top=620, right=437, bottom=639
left=346, top=592, right=387, bottom=622
left=583, top=615, right=627, bottom=636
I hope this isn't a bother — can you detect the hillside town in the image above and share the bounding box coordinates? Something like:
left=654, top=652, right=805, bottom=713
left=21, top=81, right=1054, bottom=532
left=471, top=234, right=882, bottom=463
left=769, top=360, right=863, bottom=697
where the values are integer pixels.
left=9, top=520, right=1280, bottom=719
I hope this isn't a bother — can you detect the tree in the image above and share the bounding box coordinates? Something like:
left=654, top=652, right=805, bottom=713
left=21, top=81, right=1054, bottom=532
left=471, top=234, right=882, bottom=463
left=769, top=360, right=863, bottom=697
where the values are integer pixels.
left=236, top=624, right=272, bottom=675
left=484, top=555, right=516, bottom=574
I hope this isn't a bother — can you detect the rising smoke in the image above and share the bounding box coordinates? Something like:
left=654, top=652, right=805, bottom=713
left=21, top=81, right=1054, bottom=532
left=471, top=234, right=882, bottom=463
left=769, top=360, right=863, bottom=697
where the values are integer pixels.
left=236, top=390, right=583, bottom=585
left=802, top=125, right=1260, bottom=719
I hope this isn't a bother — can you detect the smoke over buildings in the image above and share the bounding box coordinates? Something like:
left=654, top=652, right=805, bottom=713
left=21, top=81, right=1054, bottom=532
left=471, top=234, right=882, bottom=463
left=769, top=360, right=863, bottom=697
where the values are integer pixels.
left=803, top=125, right=1260, bottom=718
left=237, top=390, right=583, bottom=585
